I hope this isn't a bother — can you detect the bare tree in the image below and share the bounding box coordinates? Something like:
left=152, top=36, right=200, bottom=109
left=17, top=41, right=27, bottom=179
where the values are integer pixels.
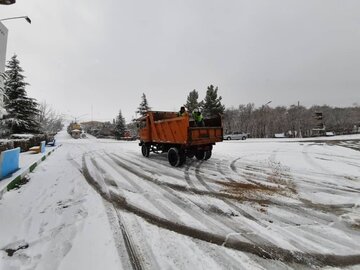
left=223, top=103, right=360, bottom=138
left=37, top=101, right=64, bottom=134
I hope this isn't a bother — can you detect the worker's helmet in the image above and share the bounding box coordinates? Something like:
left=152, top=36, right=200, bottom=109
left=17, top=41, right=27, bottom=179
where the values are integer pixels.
left=194, top=108, right=200, bottom=114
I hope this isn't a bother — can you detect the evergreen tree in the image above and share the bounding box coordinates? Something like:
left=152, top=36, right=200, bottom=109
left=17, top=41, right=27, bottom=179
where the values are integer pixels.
left=202, top=85, right=225, bottom=117
left=136, top=93, right=151, bottom=117
left=185, top=89, right=203, bottom=113
left=3, top=55, right=39, bottom=133
left=115, top=110, right=126, bottom=139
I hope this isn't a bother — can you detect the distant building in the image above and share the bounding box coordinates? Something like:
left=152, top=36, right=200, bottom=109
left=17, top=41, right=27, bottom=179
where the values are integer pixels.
left=312, top=112, right=326, bottom=136
left=354, top=124, right=360, bottom=134
left=81, top=121, right=115, bottom=138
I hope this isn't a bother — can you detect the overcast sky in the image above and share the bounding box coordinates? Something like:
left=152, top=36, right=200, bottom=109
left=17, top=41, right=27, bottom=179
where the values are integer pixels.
left=1, top=0, right=360, bottom=122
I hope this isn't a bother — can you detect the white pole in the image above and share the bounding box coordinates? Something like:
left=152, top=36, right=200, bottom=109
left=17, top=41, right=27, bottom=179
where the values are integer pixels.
left=0, top=22, right=8, bottom=119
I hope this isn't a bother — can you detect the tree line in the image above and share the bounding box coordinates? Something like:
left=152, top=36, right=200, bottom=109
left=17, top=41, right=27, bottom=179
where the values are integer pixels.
left=0, top=54, right=64, bottom=137
left=223, top=103, right=360, bottom=138
left=4, top=53, right=351, bottom=140
left=133, top=88, right=360, bottom=138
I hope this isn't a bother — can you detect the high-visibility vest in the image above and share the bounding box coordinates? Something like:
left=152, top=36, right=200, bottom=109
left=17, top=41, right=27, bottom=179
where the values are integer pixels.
left=193, top=112, right=203, bottom=122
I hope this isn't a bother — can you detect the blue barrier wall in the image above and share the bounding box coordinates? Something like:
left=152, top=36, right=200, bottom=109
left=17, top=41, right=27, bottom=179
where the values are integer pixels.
left=0, top=147, right=20, bottom=180
left=40, top=141, right=46, bottom=153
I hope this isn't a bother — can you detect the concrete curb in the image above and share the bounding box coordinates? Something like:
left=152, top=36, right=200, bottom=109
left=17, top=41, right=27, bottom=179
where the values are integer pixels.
left=0, top=144, right=62, bottom=200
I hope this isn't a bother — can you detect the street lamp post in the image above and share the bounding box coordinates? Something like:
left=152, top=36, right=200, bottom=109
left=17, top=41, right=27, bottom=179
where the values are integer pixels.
left=261, top=101, right=272, bottom=138
left=63, top=113, right=88, bottom=123
left=74, top=114, right=88, bottom=123
left=263, top=101, right=272, bottom=107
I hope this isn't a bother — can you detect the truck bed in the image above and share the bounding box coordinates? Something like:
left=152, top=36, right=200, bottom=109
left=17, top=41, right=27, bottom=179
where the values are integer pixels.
left=139, top=111, right=223, bottom=145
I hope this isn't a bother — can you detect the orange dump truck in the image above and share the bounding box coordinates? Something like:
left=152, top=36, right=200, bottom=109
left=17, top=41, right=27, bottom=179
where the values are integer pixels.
left=138, top=111, right=223, bottom=166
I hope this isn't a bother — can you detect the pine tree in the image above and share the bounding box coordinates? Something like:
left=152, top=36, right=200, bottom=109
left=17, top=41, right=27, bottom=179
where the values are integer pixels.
left=115, top=110, right=126, bottom=139
left=3, top=55, right=39, bottom=133
left=185, top=89, right=203, bottom=113
left=136, top=93, right=151, bottom=117
left=202, top=85, right=225, bottom=117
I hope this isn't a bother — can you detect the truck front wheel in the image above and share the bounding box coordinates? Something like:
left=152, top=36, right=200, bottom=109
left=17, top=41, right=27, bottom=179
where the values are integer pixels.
left=141, top=144, right=150, bottom=157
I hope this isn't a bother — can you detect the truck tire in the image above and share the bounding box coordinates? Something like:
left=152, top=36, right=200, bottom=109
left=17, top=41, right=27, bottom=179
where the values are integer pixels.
left=242, top=136, right=246, bottom=140
left=186, top=151, right=195, bottom=158
left=227, top=137, right=231, bottom=140
left=141, top=144, right=150, bottom=157
left=179, top=152, right=186, bottom=166
left=168, top=147, right=185, bottom=167
left=204, top=150, right=212, bottom=160
left=195, top=150, right=205, bottom=160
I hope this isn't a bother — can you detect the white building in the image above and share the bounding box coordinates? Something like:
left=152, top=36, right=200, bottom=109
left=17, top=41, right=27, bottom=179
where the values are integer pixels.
left=0, top=21, right=8, bottom=119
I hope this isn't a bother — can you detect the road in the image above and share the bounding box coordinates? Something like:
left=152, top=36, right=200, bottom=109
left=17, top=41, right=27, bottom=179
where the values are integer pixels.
left=1, top=132, right=360, bottom=269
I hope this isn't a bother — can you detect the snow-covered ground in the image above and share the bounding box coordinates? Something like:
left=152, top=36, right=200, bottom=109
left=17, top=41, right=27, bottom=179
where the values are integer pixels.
left=1, top=131, right=360, bottom=269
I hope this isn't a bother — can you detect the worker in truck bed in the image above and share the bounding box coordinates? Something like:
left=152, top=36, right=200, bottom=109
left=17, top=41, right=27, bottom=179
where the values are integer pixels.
left=192, top=109, right=205, bottom=127
left=177, top=106, right=188, bottom=117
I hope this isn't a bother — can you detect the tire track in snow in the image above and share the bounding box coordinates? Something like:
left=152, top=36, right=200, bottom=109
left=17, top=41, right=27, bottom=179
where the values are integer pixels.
left=194, top=162, right=259, bottom=223
left=229, top=156, right=272, bottom=186
left=81, top=153, right=360, bottom=268
left=192, top=161, right=307, bottom=244
left=107, top=153, right=256, bottom=235
left=123, top=152, right=193, bottom=187
left=301, top=144, right=336, bottom=175
left=299, top=145, right=360, bottom=200
left=202, top=155, right=357, bottom=254
left=216, top=159, right=236, bottom=183
left=91, top=154, right=181, bottom=223
left=334, top=140, right=360, bottom=153
left=114, top=208, right=145, bottom=270
left=184, top=160, right=196, bottom=188
left=110, top=150, right=360, bottom=260
left=107, top=153, right=285, bottom=249
left=82, top=155, right=145, bottom=270
left=194, top=161, right=213, bottom=190
left=110, top=153, right=269, bottom=204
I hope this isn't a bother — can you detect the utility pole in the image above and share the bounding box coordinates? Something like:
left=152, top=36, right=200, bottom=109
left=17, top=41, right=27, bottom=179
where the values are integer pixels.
left=298, top=101, right=302, bottom=138
left=261, top=101, right=272, bottom=138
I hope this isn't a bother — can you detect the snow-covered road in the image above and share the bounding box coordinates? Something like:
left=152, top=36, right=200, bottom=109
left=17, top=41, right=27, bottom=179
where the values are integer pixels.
left=1, top=131, right=360, bottom=269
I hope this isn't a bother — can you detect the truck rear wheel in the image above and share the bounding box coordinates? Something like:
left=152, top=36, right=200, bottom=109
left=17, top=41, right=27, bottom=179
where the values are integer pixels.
left=168, top=147, right=186, bottom=167
left=204, top=150, right=212, bottom=160
left=186, top=150, right=195, bottom=158
left=141, top=144, right=150, bottom=157
left=195, top=150, right=205, bottom=160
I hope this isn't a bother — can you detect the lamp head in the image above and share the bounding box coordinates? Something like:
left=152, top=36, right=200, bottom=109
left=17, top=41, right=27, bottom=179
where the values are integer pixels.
left=0, top=0, right=16, bottom=5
